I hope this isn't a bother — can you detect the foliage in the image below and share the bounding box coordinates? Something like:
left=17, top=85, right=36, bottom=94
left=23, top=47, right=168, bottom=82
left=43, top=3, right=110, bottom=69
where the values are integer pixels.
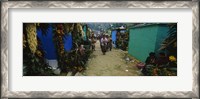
left=143, top=66, right=177, bottom=76
left=115, top=29, right=129, bottom=51
left=52, top=23, right=92, bottom=75
left=61, top=49, right=92, bottom=74
left=23, top=23, right=55, bottom=76
left=160, top=23, right=177, bottom=57
left=23, top=46, right=55, bottom=76
left=24, top=23, right=93, bottom=76
left=142, top=55, right=177, bottom=76
left=52, top=23, right=66, bottom=72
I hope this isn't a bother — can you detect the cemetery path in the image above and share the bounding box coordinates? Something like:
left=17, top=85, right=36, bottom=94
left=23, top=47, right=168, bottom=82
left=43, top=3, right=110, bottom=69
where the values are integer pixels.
left=81, top=40, right=141, bottom=76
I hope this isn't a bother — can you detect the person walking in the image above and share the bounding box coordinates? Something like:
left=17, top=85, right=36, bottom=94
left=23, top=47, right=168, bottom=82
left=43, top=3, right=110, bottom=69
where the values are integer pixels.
left=101, top=34, right=108, bottom=55
left=91, top=33, right=96, bottom=51
left=108, top=35, right=112, bottom=51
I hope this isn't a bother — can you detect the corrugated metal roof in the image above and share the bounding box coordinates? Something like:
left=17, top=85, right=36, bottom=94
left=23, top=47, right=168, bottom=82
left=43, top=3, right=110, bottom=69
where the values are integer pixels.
left=129, top=23, right=168, bottom=29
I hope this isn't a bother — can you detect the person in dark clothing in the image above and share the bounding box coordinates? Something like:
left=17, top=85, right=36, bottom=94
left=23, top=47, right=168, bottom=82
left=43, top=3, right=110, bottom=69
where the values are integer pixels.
left=156, top=52, right=169, bottom=68
left=145, top=52, right=156, bottom=65
left=107, top=35, right=112, bottom=51
left=91, top=33, right=96, bottom=51
left=142, top=52, right=156, bottom=75
left=78, top=44, right=87, bottom=65
left=101, top=34, right=108, bottom=55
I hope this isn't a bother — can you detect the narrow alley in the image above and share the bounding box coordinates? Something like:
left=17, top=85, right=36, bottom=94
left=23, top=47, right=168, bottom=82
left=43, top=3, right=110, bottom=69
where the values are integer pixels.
left=81, top=40, right=141, bottom=76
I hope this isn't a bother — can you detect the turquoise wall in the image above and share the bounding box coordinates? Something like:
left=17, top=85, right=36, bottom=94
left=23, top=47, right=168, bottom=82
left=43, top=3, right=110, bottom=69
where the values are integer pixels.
left=155, top=25, right=169, bottom=52
left=83, top=25, right=87, bottom=41
left=128, top=24, right=169, bottom=62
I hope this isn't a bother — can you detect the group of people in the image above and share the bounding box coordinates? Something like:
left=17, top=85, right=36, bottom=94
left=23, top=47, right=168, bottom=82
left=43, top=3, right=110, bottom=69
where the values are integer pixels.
left=141, top=52, right=171, bottom=75
left=99, top=34, right=113, bottom=55
left=89, top=33, right=113, bottom=55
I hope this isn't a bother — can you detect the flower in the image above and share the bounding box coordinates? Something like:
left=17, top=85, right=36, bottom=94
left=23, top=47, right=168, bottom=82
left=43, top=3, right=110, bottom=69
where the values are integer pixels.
left=36, top=50, right=42, bottom=57
left=169, top=56, right=176, bottom=62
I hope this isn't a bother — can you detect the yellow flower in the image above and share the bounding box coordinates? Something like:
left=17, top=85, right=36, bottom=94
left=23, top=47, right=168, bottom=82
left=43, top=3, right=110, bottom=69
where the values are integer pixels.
left=36, top=50, right=42, bottom=57
left=169, top=56, right=176, bottom=62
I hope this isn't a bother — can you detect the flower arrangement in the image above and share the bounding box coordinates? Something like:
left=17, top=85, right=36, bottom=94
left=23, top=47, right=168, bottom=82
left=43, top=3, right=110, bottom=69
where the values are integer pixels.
left=52, top=23, right=92, bottom=75
left=23, top=23, right=55, bottom=76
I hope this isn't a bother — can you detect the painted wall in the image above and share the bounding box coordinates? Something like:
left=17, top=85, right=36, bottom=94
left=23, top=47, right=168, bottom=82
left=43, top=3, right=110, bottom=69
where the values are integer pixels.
left=111, top=30, right=117, bottom=47
left=63, top=33, right=73, bottom=52
left=155, top=25, right=169, bottom=52
left=37, top=24, right=57, bottom=60
left=128, top=24, right=169, bottom=62
left=37, top=24, right=72, bottom=60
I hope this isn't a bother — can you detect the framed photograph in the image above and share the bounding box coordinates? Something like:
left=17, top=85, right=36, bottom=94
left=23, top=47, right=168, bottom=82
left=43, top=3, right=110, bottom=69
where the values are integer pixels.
left=1, top=1, right=199, bottom=98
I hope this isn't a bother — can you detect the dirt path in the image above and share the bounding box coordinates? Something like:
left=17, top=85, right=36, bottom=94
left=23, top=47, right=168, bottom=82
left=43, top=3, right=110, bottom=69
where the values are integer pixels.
left=81, top=40, right=141, bottom=76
